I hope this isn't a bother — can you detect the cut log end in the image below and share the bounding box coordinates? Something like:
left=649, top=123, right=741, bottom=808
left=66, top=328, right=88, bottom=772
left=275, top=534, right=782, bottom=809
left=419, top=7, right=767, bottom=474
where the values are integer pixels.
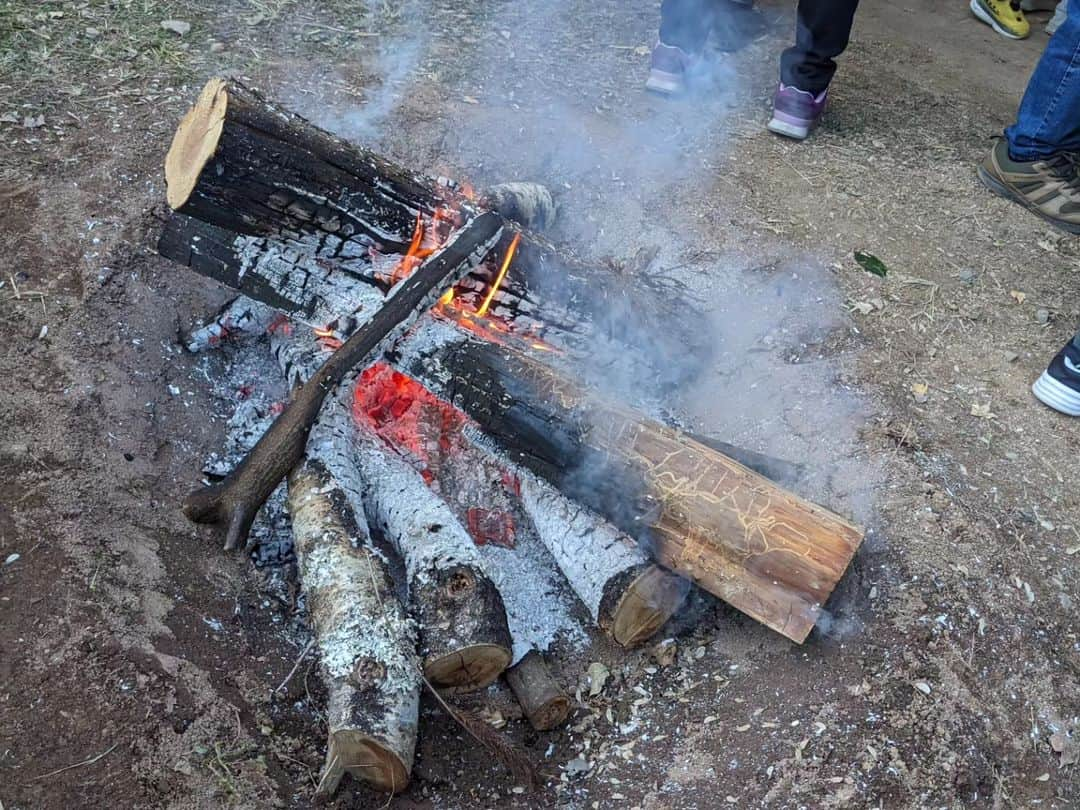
left=165, top=77, right=228, bottom=211
left=600, top=564, right=690, bottom=648
left=412, top=565, right=513, bottom=691
left=317, top=731, right=411, bottom=798
left=423, top=644, right=513, bottom=691
left=505, top=651, right=572, bottom=731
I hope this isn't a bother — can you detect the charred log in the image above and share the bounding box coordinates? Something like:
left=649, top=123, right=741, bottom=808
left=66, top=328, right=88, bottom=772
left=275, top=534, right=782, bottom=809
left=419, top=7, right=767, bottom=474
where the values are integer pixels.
left=393, top=322, right=864, bottom=644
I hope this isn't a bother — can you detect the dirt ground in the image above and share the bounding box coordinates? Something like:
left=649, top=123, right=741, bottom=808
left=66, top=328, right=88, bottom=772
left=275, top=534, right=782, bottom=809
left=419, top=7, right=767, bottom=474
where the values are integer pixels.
left=1, top=1, right=1078, bottom=808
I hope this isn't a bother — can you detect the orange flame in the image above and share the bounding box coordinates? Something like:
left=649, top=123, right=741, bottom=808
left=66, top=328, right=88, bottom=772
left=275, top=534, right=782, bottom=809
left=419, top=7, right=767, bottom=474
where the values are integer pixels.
left=476, top=232, right=521, bottom=318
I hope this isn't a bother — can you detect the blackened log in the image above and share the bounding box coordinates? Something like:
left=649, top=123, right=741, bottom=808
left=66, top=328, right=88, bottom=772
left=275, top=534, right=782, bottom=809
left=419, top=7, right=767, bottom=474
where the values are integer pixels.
left=392, top=321, right=865, bottom=644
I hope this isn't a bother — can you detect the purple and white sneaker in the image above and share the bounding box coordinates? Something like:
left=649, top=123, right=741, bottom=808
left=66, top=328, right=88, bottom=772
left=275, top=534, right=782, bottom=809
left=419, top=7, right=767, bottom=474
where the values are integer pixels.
left=646, top=42, right=698, bottom=96
left=767, top=83, right=828, bottom=140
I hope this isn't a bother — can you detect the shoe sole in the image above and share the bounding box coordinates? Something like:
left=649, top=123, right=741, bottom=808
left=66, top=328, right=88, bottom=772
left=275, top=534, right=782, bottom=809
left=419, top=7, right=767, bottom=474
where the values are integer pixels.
left=969, top=0, right=1030, bottom=39
left=977, top=164, right=1080, bottom=234
left=767, top=117, right=810, bottom=140
left=645, top=70, right=684, bottom=96
left=1033, top=370, right=1080, bottom=416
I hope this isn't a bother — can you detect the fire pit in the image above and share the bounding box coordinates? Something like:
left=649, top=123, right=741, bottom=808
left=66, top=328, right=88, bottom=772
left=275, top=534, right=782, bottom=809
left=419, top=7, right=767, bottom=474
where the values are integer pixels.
left=158, top=78, right=864, bottom=798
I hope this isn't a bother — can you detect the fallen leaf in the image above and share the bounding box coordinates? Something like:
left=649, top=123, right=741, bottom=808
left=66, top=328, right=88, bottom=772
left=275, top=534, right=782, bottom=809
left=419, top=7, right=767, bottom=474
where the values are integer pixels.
left=854, top=250, right=888, bottom=278
left=850, top=300, right=875, bottom=316
left=587, top=661, right=609, bottom=697
left=1036, top=772, right=1050, bottom=782
left=461, top=95, right=479, bottom=104
left=735, top=724, right=751, bottom=732
left=911, top=382, right=929, bottom=403
left=1066, top=545, right=1080, bottom=555
left=970, top=402, right=995, bottom=419
left=1010, top=290, right=1027, bottom=305
left=634, top=44, right=651, bottom=56
left=160, top=19, right=191, bottom=35
left=22, top=115, right=45, bottom=129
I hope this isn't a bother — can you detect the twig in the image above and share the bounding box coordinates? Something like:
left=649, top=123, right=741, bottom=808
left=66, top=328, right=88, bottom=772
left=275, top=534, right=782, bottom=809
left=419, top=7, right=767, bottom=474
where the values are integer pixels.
left=28, top=743, right=118, bottom=781
left=275, top=639, right=315, bottom=693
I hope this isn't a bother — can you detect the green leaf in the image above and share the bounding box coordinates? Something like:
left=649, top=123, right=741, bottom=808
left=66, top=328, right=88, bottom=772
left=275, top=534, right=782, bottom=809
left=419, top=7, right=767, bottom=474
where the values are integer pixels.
left=854, top=250, right=888, bottom=278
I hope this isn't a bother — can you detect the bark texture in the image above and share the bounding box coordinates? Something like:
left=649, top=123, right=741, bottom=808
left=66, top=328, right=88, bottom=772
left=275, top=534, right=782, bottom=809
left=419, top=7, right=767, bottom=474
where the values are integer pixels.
left=393, top=322, right=865, bottom=644
left=505, top=651, right=571, bottom=731
left=287, top=458, right=419, bottom=796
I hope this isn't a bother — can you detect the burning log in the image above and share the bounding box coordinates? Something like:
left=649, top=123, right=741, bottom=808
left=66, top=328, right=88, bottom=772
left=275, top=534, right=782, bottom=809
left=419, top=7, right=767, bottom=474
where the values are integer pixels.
left=393, top=322, right=864, bottom=644
left=353, top=434, right=513, bottom=691
left=286, top=457, right=420, bottom=796
left=180, top=211, right=503, bottom=551
left=512, top=467, right=687, bottom=647
left=504, top=651, right=572, bottom=731
left=270, top=333, right=513, bottom=693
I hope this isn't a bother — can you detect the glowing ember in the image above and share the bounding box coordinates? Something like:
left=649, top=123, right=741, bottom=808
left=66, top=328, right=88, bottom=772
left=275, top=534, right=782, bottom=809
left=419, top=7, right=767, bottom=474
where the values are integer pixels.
left=352, top=363, right=517, bottom=548
left=476, top=232, right=521, bottom=318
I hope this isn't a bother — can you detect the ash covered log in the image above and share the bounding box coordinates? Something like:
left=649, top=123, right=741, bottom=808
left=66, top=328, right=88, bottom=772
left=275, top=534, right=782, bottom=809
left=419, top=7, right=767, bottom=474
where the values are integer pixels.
left=394, top=322, right=865, bottom=644
left=354, top=434, right=513, bottom=691
left=504, top=651, right=571, bottom=731
left=286, top=457, right=420, bottom=796
left=510, top=465, right=687, bottom=647
left=180, top=212, right=503, bottom=551
left=270, top=333, right=512, bottom=693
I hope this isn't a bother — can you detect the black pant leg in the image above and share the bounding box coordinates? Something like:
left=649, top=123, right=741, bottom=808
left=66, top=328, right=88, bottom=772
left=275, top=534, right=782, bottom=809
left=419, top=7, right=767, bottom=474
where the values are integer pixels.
left=779, top=0, right=860, bottom=93
left=660, top=0, right=719, bottom=53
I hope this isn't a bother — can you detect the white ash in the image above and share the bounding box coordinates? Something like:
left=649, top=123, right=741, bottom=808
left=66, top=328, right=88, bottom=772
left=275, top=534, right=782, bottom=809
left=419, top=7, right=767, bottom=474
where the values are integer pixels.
left=185, top=296, right=277, bottom=353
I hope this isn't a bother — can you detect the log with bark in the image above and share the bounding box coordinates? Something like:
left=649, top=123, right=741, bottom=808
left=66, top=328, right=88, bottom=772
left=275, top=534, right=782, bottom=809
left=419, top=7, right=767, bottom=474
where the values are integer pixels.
left=286, top=456, right=420, bottom=796
left=271, top=332, right=513, bottom=693
left=393, top=320, right=865, bottom=644
left=162, top=77, right=712, bottom=386
left=505, top=650, right=572, bottom=731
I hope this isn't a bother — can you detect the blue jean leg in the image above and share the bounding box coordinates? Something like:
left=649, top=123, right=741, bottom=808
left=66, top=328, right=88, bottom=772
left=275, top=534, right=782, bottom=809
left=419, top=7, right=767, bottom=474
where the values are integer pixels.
left=1006, top=2, right=1080, bottom=160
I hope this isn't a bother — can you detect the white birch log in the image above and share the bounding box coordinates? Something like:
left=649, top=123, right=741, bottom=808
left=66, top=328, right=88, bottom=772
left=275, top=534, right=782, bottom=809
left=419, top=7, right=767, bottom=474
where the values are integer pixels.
left=515, top=469, right=688, bottom=647
left=269, top=329, right=513, bottom=692
left=287, top=456, right=419, bottom=796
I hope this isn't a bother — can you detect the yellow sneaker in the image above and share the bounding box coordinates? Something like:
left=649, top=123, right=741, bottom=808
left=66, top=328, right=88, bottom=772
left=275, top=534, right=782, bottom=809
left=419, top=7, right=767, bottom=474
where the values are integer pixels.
left=970, top=0, right=1031, bottom=39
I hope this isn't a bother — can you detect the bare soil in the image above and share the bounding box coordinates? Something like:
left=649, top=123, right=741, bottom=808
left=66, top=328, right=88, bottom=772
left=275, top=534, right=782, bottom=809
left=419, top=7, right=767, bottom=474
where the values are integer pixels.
left=1, top=1, right=1076, bottom=808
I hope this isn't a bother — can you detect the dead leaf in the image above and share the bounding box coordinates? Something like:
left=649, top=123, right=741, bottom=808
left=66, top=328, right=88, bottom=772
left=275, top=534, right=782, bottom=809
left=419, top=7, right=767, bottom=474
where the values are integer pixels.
left=634, top=44, right=650, bottom=56
left=587, top=662, right=609, bottom=697
left=1049, top=730, right=1078, bottom=766
left=850, top=300, right=875, bottom=316
left=735, top=724, right=751, bottom=732
left=1010, top=290, right=1027, bottom=305
left=461, top=95, right=479, bottom=104
left=22, top=115, right=44, bottom=129
left=970, top=402, right=995, bottom=419
left=911, top=382, right=929, bottom=404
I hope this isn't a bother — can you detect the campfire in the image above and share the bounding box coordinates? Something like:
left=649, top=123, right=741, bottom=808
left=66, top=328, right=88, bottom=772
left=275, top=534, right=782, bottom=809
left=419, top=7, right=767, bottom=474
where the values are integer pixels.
left=159, top=78, right=864, bottom=798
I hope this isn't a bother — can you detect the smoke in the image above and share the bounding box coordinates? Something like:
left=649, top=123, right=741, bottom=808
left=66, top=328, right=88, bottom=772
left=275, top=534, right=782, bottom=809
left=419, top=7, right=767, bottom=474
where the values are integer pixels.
left=276, top=0, right=878, bottom=616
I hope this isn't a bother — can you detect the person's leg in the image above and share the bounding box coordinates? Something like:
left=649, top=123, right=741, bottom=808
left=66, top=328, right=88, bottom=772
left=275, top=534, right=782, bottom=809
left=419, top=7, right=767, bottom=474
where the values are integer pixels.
left=768, top=0, right=859, bottom=139
left=1005, top=0, right=1080, bottom=159
left=977, top=4, right=1080, bottom=233
left=649, top=0, right=717, bottom=95
left=659, top=0, right=714, bottom=53
left=779, top=0, right=860, bottom=95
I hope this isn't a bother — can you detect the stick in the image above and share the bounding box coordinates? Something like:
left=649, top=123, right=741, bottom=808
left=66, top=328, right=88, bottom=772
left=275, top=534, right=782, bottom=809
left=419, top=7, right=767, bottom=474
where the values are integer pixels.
left=181, top=213, right=503, bottom=551
left=28, top=743, right=119, bottom=782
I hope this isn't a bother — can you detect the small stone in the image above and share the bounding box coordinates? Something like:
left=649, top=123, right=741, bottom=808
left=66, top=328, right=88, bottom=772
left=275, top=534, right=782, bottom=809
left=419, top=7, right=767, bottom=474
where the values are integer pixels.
left=167, top=384, right=181, bottom=396
left=160, top=19, right=191, bottom=35
left=1035, top=308, right=1051, bottom=324
left=1003, top=351, right=1019, bottom=363
left=209, top=41, right=225, bottom=52
left=4, top=553, right=20, bottom=566
left=913, top=681, right=932, bottom=695
left=958, top=269, right=977, bottom=285
left=85, top=27, right=100, bottom=38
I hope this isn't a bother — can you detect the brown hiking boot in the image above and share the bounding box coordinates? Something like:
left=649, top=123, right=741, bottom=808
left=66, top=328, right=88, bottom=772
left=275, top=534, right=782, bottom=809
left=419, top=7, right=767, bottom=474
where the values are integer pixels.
left=978, top=139, right=1080, bottom=234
